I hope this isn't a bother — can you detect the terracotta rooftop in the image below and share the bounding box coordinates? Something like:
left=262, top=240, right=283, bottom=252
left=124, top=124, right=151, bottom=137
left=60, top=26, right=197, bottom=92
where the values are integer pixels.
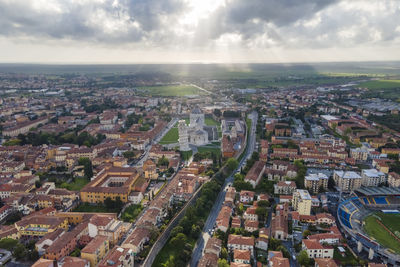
left=81, top=235, right=108, bottom=254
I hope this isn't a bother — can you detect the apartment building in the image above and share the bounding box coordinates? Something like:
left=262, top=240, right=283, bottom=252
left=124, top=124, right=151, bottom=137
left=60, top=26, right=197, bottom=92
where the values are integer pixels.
left=333, top=171, right=362, bottom=192
left=292, top=189, right=312, bottom=216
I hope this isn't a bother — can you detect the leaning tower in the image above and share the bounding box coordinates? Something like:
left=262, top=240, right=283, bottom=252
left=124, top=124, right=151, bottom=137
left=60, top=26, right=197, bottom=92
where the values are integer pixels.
left=178, top=120, right=190, bottom=151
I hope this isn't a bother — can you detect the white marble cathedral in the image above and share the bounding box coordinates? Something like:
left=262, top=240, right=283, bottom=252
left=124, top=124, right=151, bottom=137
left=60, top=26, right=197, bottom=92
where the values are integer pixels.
left=178, top=107, right=211, bottom=151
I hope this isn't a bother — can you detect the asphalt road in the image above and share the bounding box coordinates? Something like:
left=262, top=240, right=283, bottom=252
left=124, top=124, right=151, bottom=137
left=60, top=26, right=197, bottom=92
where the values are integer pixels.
left=190, top=111, right=258, bottom=267
left=133, top=117, right=178, bottom=167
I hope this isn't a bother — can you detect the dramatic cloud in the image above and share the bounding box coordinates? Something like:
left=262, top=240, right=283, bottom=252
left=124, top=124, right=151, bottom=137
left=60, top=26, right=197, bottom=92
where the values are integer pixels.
left=0, top=0, right=398, bottom=62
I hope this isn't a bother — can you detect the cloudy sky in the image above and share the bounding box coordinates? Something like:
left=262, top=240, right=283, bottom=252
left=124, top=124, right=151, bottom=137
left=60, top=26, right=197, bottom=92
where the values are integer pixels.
left=0, top=0, right=399, bottom=63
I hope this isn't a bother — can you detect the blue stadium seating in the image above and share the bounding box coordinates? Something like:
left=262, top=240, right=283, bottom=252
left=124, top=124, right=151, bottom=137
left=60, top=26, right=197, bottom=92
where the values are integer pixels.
left=374, top=197, right=388, bottom=205
left=352, top=198, right=363, bottom=208
left=338, top=207, right=352, bottom=229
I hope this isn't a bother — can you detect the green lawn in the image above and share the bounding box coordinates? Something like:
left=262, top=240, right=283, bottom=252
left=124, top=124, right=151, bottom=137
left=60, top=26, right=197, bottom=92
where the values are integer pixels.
left=359, top=79, right=400, bottom=101
left=159, top=127, right=179, bottom=144
left=152, top=236, right=196, bottom=267
left=60, top=177, right=89, bottom=191
left=121, top=204, right=143, bottom=223
left=197, top=146, right=221, bottom=155
left=333, top=246, right=360, bottom=266
left=364, top=212, right=400, bottom=254
left=181, top=150, right=193, bottom=160
left=138, top=85, right=206, bottom=97
left=73, top=202, right=120, bottom=213
left=205, top=117, right=219, bottom=126
left=359, top=79, right=400, bottom=89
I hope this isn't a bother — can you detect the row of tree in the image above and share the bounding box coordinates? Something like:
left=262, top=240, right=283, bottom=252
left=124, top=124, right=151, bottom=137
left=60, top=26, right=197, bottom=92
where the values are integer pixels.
left=162, top=178, right=222, bottom=266
left=13, top=131, right=105, bottom=147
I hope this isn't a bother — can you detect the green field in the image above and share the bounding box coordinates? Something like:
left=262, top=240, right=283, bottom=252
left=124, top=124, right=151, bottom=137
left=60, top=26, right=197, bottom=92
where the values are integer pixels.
left=359, top=79, right=400, bottom=89
left=159, top=127, right=179, bottom=144
left=197, top=145, right=221, bottom=155
left=138, top=85, right=206, bottom=96
left=204, top=117, right=219, bottom=126
left=333, top=246, right=360, bottom=266
left=359, top=79, right=400, bottom=101
left=121, top=204, right=143, bottom=223
left=364, top=212, right=400, bottom=254
left=181, top=150, right=193, bottom=160
left=60, top=177, right=89, bottom=191
left=73, top=202, right=120, bottom=213
left=152, top=238, right=196, bottom=267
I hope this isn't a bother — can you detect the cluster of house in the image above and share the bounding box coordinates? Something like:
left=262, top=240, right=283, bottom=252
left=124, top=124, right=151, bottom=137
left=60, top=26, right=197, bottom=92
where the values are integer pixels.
left=119, top=159, right=211, bottom=258
left=200, top=174, right=389, bottom=267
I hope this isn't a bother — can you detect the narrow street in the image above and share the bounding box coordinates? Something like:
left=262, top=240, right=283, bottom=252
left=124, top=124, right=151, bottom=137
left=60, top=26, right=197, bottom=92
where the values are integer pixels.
left=190, top=111, right=258, bottom=267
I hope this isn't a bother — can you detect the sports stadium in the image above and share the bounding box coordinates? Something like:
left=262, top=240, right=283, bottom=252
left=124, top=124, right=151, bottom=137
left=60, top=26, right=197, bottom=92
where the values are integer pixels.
left=337, top=187, right=400, bottom=266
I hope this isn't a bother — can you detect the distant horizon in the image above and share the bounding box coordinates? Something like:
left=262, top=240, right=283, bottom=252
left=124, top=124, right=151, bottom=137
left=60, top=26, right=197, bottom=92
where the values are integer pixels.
left=1, top=60, right=400, bottom=65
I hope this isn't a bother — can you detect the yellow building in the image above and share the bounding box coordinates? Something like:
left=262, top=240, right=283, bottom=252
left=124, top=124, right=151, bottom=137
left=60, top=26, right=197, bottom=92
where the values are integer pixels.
left=292, top=189, right=312, bottom=216
left=143, top=159, right=158, bottom=179
left=81, top=235, right=109, bottom=267
left=55, top=212, right=117, bottom=225
left=80, top=166, right=139, bottom=204
left=16, top=215, right=68, bottom=237
left=34, top=195, right=55, bottom=209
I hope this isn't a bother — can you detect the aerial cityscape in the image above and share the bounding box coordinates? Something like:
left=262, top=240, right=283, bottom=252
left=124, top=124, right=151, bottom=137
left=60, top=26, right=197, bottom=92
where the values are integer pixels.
left=0, top=1, right=400, bottom=267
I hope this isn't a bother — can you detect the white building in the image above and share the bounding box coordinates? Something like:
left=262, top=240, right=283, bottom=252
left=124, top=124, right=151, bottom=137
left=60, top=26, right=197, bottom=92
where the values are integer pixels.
left=333, top=170, right=362, bottom=192
left=178, top=120, right=190, bottom=151
left=178, top=108, right=213, bottom=150
left=361, top=169, right=386, bottom=187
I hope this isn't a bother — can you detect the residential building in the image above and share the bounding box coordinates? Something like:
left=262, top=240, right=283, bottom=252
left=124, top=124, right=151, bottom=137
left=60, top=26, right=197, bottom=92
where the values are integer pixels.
left=274, top=181, right=296, bottom=195
left=268, top=251, right=290, bottom=267
left=292, top=189, right=312, bottom=216
left=361, top=169, right=386, bottom=187
left=233, top=249, right=251, bottom=265
left=81, top=235, right=110, bottom=267
left=315, top=213, right=335, bottom=226
left=315, top=258, right=339, bottom=267
left=227, top=234, right=255, bottom=254
left=98, top=246, right=134, bottom=267
left=244, top=161, right=266, bottom=188
left=216, top=206, right=232, bottom=232
left=302, top=239, right=334, bottom=259
left=305, top=173, right=328, bottom=194
left=388, top=172, right=400, bottom=187
left=239, top=190, right=255, bottom=203
left=333, top=171, right=362, bottom=192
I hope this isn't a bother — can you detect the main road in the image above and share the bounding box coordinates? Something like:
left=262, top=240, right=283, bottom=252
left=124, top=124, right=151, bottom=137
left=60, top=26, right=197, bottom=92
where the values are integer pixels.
left=190, top=111, right=258, bottom=267
left=133, top=117, right=179, bottom=167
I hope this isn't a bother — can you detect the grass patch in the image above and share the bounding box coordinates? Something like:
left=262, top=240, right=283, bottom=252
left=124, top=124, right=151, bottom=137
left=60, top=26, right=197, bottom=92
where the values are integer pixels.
left=359, top=79, right=400, bottom=101
left=359, top=79, right=400, bottom=89
left=181, top=150, right=193, bottom=160
left=60, top=177, right=89, bottom=191
left=152, top=238, right=196, bottom=267
left=364, top=212, right=400, bottom=255
left=198, top=146, right=221, bottom=154
left=205, top=117, right=219, bottom=126
left=121, top=204, right=143, bottom=223
left=333, top=246, right=360, bottom=266
left=138, top=85, right=206, bottom=97
left=73, top=202, right=120, bottom=213
left=159, top=119, right=189, bottom=145
left=159, top=127, right=179, bottom=144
